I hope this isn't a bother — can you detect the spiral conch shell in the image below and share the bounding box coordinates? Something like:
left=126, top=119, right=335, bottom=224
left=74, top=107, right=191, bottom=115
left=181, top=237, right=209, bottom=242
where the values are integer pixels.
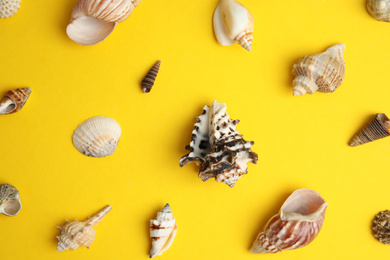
left=150, top=204, right=178, bottom=258
left=0, top=0, right=21, bottom=18
left=57, top=205, right=111, bottom=251
left=349, top=113, right=390, bottom=147
left=367, top=0, right=390, bottom=22
left=142, top=60, right=161, bottom=93
left=180, top=100, right=258, bottom=188
left=251, top=189, right=328, bottom=254
left=0, top=184, right=22, bottom=217
left=66, top=0, right=141, bottom=45
left=292, top=44, right=346, bottom=96
left=0, top=87, right=31, bottom=115
left=213, top=0, right=254, bottom=51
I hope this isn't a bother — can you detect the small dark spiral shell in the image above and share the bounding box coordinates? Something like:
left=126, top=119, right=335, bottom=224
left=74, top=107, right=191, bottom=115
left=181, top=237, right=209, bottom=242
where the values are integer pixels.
left=349, top=113, right=390, bottom=147
left=373, top=210, right=390, bottom=244
left=141, top=60, right=161, bottom=93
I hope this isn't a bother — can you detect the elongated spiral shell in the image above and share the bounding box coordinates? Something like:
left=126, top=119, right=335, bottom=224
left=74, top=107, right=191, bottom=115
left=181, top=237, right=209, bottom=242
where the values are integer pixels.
left=0, top=0, right=20, bottom=18
left=57, top=205, right=112, bottom=251
left=373, top=210, right=390, bottom=244
left=0, top=183, right=22, bottom=217
left=180, top=100, right=258, bottom=188
left=150, top=204, right=178, bottom=258
left=141, top=60, right=161, bottom=93
left=292, top=44, right=346, bottom=96
left=251, top=189, right=328, bottom=254
left=0, top=87, right=31, bottom=115
left=367, top=0, right=390, bottom=22
left=349, top=113, right=390, bottom=147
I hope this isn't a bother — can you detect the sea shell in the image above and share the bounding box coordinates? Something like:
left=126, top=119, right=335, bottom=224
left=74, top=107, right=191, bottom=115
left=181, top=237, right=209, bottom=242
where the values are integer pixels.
left=179, top=100, right=258, bottom=188
left=373, top=210, right=390, bottom=244
left=141, top=60, right=161, bottom=93
left=213, top=0, right=254, bottom=51
left=57, top=205, right=112, bottom=251
left=66, top=0, right=141, bottom=45
left=150, top=204, right=178, bottom=258
left=72, top=116, right=121, bottom=157
left=251, top=189, right=328, bottom=254
left=0, top=87, right=31, bottom=115
left=0, top=184, right=22, bottom=217
left=0, top=0, right=21, bottom=18
left=349, top=113, right=390, bottom=147
left=367, top=0, right=390, bottom=22
left=292, top=44, right=346, bottom=96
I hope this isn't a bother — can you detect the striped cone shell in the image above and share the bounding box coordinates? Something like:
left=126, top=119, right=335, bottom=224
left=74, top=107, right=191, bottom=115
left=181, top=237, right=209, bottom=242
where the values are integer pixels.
left=349, top=113, right=390, bottom=147
left=0, top=0, right=21, bottom=18
left=141, top=60, right=161, bottom=93
left=367, top=0, right=390, bottom=22
left=0, top=87, right=31, bottom=115
left=251, top=189, right=328, bottom=254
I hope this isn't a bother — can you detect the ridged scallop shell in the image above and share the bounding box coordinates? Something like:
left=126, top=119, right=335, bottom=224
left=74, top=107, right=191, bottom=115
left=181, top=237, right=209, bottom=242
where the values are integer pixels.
left=66, top=0, right=141, bottom=45
left=0, top=183, right=22, bottom=216
left=141, top=60, right=161, bottom=93
left=0, top=0, right=21, bottom=18
left=373, top=210, right=390, bottom=244
left=150, top=204, right=178, bottom=258
left=180, top=100, right=258, bottom=188
left=251, top=189, right=328, bottom=254
left=57, top=205, right=111, bottom=251
left=349, top=113, right=390, bottom=147
left=367, top=0, right=390, bottom=22
left=292, top=44, right=346, bottom=96
left=213, top=0, right=254, bottom=51
left=72, top=116, right=121, bottom=157
left=0, top=87, right=31, bottom=115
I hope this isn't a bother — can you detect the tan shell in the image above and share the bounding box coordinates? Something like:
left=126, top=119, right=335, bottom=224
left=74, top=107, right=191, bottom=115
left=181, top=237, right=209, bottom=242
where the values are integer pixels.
left=141, top=60, right=161, bottom=93
left=367, top=0, right=390, bottom=22
left=66, top=0, right=141, bottom=45
left=0, top=87, right=31, bottom=115
left=0, top=184, right=22, bottom=216
left=57, top=205, right=112, bottom=251
left=349, top=113, right=390, bottom=147
left=292, top=44, right=346, bottom=96
left=373, top=210, right=390, bottom=244
left=251, top=189, right=328, bottom=254
left=150, top=204, right=178, bottom=258
left=0, top=0, right=21, bottom=18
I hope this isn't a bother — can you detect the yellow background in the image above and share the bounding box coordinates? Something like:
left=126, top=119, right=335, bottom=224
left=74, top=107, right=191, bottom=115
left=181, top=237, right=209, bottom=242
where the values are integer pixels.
left=0, top=0, right=389, bottom=259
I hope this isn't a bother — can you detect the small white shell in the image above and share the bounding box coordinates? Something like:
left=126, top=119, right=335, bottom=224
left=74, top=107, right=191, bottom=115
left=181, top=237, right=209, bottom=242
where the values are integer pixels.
left=0, top=0, right=21, bottom=18
left=72, top=116, right=121, bottom=157
left=0, top=183, right=22, bottom=217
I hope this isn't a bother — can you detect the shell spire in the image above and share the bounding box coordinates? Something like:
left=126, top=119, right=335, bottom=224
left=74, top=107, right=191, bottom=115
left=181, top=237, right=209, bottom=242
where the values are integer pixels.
left=0, top=87, right=31, bottom=115
left=0, top=0, right=21, bottom=18
left=142, top=60, right=161, bottom=93
left=349, top=113, right=390, bottom=147
left=0, top=183, right=22, bottom=216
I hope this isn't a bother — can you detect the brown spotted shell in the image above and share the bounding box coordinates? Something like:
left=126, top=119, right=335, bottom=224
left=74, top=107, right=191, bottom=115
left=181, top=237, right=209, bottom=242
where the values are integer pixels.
left=367, top=0, right=390, bottom=22
left=0, top=0, right=21, bottom=18
left=349, top=113, right=390, bottom=147
left=0, top=87, right=31, bottom=115
left=373, top=210, right=390, bottom=244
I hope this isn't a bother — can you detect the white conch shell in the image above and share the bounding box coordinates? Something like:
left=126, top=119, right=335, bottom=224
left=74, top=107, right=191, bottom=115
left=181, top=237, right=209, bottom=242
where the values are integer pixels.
left=251, top=189, right=328, bottom=254
left=292, top=43, right=346, bottom=96
left=0, top=0, right=21, bottom=18
left=72, top=116, right=121, bottom=157
left=66, top=0, right=141, bottom=45
left=0, top=184, right=22, bottom=217
left=213, top=0, right=254, bottom=51
left=57, top=205, right=112, bottom=251
left=0, top=87, right=31, bottom=115
left=150, top=204, right=178, bottom=258
left=367, top=0, right=390, bottom=22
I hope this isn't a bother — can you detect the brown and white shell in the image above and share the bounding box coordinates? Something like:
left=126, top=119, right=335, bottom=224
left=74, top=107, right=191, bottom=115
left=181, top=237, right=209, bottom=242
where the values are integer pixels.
left=179, top=100, right=258, bottom=188
left=251, top=189, right=328, bottom=254
left=349, top=113, right=390, bottom=147
left=0, top=87, right=31, bottom=115
left=292, top=44, right=346, bottom=96
left=150, top=204, right=178, bottom=258
left=66, top=0, right=141, bottom=45
left=0, top=0, right=21, bottom=18
left=0, top=183, right=22, bottom=217
left=367, top=0, right=390, bottom=22
left=141, top=60, right=161, bottom=93
left=72, top=116, right=121, bottom=157
left=57, top=205, right=112, bottom=251
left=373, top=209, right=390, bottom=244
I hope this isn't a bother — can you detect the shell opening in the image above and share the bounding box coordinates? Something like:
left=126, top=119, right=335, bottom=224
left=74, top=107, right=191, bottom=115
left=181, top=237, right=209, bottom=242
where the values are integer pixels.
left=3, top=199, right=21, bottom=216
left=0, top=99, right=16, bottom=114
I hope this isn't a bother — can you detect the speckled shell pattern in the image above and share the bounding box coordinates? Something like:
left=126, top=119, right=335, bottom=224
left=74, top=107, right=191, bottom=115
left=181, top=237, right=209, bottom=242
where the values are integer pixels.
left=72, top=116, right=121, bottom=157
left=142, top=60, right=161, bottom=93
left=0, top=87, right=31, bottom=115
left=349, top=113, right=390, bottom=147
left=373, top=210, right=390, bottom=244
left=292, top=44, right=346, bottom=96
left=179, top=100, right=258, bottom=188
left=0, top=0, right=21, bottom=18
left=0, top=183, right=22, bottom=216
left=367, top=0, right=390, bottom=22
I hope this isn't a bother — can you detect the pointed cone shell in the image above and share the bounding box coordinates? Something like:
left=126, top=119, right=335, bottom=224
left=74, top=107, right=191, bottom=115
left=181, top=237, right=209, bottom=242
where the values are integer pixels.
left=150, top=204, right=178, bottom=258
left=0, top=183, right=22, bottom=216
left=72, top=116, right=121, bottom=157
left=251, top=189, right=328, bottom=254
left=0, top=87, right=31, bottom=115
left=66, top=0, right=141, bottom=45
left=57, top=205, right=111, bottom=251
left=292, top=44, right=346, bottom=96
left=141, top=60, right=161, bottom=93
left=367, top=0, right=390, bottom=22
left=349, top=113, right=390, bottom=147
left=0, top=0, right=21, bottom=18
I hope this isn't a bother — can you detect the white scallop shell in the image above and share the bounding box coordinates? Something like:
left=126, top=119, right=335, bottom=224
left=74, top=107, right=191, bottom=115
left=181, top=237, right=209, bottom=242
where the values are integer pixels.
left=72, top=116, right=121, bottom=157
left=0, top=0, right=21, bottom=18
